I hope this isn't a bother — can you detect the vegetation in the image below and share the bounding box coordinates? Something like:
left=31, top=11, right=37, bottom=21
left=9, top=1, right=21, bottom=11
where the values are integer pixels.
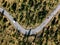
left=0, top=0, right=60, bottom=45
left=0, top=0, right=59, bottom=29
left=0, top=11, right=60, bottom=45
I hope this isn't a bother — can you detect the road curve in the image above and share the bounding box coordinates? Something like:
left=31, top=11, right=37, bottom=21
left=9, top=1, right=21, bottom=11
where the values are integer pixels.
left=0, top=4, right=60, bottom=35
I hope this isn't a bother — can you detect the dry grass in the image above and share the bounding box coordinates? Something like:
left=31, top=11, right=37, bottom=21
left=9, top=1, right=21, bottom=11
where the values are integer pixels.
left=0, top=0, right=60, bottom=45
left=0, top=0, right=60, bottom=29
left=0, top=9, right=60, bottom=45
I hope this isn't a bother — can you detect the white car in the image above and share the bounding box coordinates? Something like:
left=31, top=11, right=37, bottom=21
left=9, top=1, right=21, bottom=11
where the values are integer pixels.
left=13, top=20, right=15, bottom=23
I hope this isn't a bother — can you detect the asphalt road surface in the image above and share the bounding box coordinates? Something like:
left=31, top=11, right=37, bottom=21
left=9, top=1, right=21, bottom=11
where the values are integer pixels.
left=0, top=4, right=60, bottom=35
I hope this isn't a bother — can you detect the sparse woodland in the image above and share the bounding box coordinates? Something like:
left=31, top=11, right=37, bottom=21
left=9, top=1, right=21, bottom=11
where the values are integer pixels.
left=0, top=0, right=59, bottom=29
left=0, top=0, right=60, bottom=45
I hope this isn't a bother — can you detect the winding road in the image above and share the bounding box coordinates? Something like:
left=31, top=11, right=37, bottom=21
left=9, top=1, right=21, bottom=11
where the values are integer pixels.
left=0, top=4, right=60, bottom=35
